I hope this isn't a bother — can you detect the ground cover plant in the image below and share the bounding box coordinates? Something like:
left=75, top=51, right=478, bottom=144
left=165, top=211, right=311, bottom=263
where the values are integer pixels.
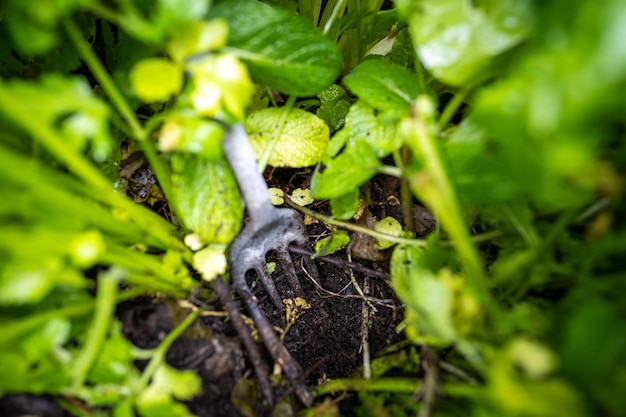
left=1, top=0, right=625, bottom=416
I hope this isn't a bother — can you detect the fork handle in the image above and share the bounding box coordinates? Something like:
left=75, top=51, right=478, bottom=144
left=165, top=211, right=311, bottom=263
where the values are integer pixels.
left=222, top=124, right=276, bottom=225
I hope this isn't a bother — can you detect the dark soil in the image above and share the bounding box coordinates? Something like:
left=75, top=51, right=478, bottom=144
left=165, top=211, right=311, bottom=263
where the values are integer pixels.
left=0, top=170, right=435, bottom=417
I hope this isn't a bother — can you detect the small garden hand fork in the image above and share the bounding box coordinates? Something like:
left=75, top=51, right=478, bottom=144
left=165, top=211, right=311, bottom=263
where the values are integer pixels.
left=222, top=123, right=314, bottom=406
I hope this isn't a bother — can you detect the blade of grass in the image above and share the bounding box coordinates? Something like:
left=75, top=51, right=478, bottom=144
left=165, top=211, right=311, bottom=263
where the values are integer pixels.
left=72, top=267, right=124, bottom=389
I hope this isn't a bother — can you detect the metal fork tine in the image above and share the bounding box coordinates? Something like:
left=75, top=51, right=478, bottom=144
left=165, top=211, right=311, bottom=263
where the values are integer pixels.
left=255, top=264, right=284, bottom=312
left=276, top=250, right=303, bottom=297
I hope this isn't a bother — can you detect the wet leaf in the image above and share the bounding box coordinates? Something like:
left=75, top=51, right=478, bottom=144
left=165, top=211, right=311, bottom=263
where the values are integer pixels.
left=210, top=0, right=342, bottom=95
left=397, top=0, right=531, bottom=86
left=316, top=84, right=351, bottom=131
left=246, top=108, right=329, bottom=168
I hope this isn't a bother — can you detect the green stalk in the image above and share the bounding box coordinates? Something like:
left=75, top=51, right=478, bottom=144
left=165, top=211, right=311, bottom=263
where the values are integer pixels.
left=139, top=308, right=202, bottom=388
left=72, top=267, right=124, bottom=389
left=0, top=132, right=183, bottom=251
left=102, top=243, right=190, bottom=296
left=315, top=378, right=422, bottom=396
left=63, top=18, right=173, bottom=203
left=321, top=0, right=344, bottom=36
left=404, top=96, right=484, bottom=283
left=1, top=288, right=143, bottom=346
left=299, top=0, right=323, bottom=26
left=437, top=85, right=473, bottom=131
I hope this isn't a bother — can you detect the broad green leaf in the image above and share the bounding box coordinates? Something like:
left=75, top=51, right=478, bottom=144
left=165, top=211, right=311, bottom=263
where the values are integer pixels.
left=88, top=321, right=137, bottom=385
left=130, top=58, right=183, bottom=102
left=340, top=101, right=401, bottom=157
left=313, top=230, right=351, bottom=258
left=311, top=142, right=381, bottom=199
left=245, top=108, right=329, bottom=167
left=343, top=56, right=421, bottom=118
left=171, top=155, right=242, bottom=245
left=396, top=0, right=531, bottom=86
left=209, top=0, right=342, bottom=96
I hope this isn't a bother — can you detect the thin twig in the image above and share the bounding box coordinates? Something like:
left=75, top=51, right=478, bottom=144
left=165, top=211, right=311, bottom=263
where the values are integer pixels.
left=360, top=275, right=372, bottom=379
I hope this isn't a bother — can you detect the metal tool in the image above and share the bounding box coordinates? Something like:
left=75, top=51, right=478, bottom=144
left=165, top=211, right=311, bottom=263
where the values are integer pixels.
left=222, top=123, right=314, bottom=406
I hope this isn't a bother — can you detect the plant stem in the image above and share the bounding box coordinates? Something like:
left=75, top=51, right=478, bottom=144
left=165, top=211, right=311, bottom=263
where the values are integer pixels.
left=63, top=17, right=173, bottom=202
left=2, top=288, right=143, bottom=345
left=405, top=97, right=484, bottom=284
left=315, top=378, right=422, bottom=396
left=321, top=0, right=345, bottom=36
left=139, top=308, right=202, bottom=388
left=0, top=120, right=183, bottom=250
left=286, top=196, right=501, bottom=247
left=286, top=196, right=427, bottom=246
left=72, top=267, right=124, bottom=389
left=437, top=86, right=472, bottom=130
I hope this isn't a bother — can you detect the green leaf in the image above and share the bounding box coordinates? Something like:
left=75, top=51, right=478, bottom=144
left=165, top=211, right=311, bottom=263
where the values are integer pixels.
left=130, top=58, right=183, bottom=102
left=245, top=108, right=330, bottom=167
left=329, top=189, right=360, bottom=220
left=390, top=245, right=457, bottom=344
left=313, top=230, right=351, bottom=258
left=166, top=19, right=229, bottom=62
left=316, top=84, right=351, bottom=131
left=311, top=141, right=381, bottom=199
left=343, top=56, right=421, bottom=118
left=171, top=155, right=243, bottom=245
left=135, top=363, right=200, bottom=417
left=375, top=217, right=403, bottom=250
left=192, top=245, right=228, bottom=281
left=209, top=0, right=342, bottom=96
left=3, top=0, right=89, bottom=55
left=0, top=75, right=114, bottom=162
left=187, top=53, right=255, bottom=120
left=158, top=114, right=225, bottom=160
left=338, top=101, right=401, bottom=157
left=397, top=0, right=531, bottom=86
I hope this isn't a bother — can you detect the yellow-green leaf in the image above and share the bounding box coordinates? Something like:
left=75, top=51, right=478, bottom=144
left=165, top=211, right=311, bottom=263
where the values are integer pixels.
left=167, top=19, right=229, bottom=62
left=130, top=58, right=183, bottom=102
left=245, top=108, right=329, bottom=167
